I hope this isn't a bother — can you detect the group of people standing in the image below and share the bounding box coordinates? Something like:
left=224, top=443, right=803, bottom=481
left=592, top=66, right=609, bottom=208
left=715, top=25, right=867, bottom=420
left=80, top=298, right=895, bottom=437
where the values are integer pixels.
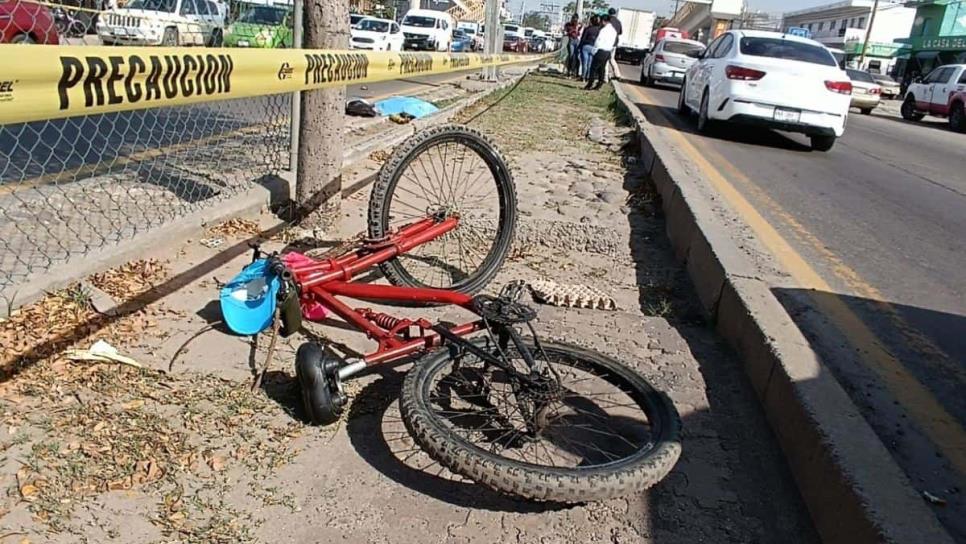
left=563, top=8, right=622, bottom=91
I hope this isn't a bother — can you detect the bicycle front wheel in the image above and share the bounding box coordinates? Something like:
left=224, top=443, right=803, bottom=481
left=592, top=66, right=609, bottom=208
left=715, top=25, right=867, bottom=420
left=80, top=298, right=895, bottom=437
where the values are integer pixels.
left=399, top=338, right=682, bottom=503
left=368, top=124, right=517, bottom=295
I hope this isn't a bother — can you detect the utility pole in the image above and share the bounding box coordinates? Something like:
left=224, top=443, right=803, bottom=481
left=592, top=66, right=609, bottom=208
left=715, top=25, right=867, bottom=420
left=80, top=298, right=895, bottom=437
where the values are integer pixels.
left=297, top=0, right=349, bottom=229
left=859, top=0, right=879, bottom=67
left=483, top=0, right=500, bottom=80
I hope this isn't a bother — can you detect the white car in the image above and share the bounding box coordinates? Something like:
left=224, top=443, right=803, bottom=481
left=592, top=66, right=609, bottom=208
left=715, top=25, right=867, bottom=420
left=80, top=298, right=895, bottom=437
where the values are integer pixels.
left=400, top=9, right=453, bottom=52
left=678, top=30, right=852, bottom=152
left=350, top=17, right=404, bottom=51
left=640, top=38, right=705, bottom=87
left=97, top=0, right=226, bottom=46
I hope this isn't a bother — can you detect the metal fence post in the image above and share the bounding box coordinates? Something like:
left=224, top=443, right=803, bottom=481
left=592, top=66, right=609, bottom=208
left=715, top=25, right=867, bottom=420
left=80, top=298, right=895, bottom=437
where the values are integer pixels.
left=289, top=0, right=303, bottom=174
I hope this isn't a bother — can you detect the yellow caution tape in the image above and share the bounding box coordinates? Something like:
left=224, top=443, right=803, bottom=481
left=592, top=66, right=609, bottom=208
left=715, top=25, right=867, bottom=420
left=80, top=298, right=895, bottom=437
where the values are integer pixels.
left=0, top=47, right=549, bottom=125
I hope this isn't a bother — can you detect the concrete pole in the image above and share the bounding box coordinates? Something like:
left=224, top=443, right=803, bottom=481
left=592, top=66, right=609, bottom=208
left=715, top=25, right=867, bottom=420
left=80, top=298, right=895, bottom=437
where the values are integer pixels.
left=575, top=0, right=583, bottom=19
left=858, top=0, right=879, bottom=68
left=297, top=0, right=349, bottom=228
left=483, top=0, right=500, bottom=80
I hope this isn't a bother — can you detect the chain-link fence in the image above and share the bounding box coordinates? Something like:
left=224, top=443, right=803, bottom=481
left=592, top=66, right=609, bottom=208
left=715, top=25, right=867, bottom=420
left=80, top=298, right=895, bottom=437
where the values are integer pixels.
left=0, top=0, right=297, bottom=294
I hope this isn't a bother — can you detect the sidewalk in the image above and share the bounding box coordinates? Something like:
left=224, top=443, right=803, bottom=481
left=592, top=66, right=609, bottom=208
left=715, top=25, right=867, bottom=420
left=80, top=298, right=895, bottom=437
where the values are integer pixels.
left=0, top=73, right=818, bottom=543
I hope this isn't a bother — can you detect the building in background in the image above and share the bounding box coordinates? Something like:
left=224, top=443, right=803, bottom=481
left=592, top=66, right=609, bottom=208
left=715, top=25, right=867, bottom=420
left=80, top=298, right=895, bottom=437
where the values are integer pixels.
left=894, top=0, right=966, bottom=82
left=781, top=0, right=915, bottom=73
left=666, top=0, right=744, bottom=43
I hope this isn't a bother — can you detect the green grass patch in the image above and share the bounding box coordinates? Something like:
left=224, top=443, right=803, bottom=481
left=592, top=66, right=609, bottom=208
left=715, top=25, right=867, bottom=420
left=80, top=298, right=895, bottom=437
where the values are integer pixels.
left=455, top=73, right=624, bottom=155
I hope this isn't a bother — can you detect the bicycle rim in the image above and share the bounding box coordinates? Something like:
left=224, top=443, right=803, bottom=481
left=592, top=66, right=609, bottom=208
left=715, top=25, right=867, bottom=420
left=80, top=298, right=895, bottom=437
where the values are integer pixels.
left=370, top=125, right=516, bottom=293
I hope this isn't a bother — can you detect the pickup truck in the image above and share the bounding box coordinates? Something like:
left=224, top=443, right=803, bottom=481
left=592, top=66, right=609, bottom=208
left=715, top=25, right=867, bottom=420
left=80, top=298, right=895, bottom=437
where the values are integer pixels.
left=901, top=63, right=966, bottom=133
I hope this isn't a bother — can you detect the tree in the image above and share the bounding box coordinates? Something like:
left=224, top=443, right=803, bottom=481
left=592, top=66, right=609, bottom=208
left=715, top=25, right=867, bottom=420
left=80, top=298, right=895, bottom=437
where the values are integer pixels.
left=297, top=0, right=349, bottom=229
left=522, top=11, right=550, bottom=31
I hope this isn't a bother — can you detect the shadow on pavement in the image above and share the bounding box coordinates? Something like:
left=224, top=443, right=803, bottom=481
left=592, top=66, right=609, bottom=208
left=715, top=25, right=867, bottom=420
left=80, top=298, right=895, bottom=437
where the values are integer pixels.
left=619, top=135, right=820, bottom=541
left=772, top=287, right=966, bottom=540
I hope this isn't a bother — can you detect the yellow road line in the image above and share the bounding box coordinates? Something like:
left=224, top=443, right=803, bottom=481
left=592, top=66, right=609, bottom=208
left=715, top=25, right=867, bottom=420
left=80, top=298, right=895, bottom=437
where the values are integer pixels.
left=1, top=73, right=469, bottom=197
left=626, top=82, right=966, bottom=476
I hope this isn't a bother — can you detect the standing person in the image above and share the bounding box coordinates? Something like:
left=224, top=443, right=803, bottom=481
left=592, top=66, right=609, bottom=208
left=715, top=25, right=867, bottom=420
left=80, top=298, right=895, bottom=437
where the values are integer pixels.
left=606, top=8, right=622, bottom=83
left=564, top=15, right=582, bottom=78
left=584, top=14, right=617, bottom=90
left=577, top=15, right=601, bottom=82
left=607, top=8, right=622, bottom=37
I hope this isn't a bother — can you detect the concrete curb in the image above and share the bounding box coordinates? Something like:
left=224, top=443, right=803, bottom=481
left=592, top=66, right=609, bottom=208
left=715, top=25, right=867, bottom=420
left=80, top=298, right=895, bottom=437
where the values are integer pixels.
left=1, top=73, right=525, bottom=315
left=610, top=79, right=953, bottom=544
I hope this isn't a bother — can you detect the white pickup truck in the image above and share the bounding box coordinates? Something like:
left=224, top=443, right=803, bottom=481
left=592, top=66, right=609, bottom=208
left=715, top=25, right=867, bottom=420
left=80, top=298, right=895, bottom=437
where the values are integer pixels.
left=901, top=64, right=966, bottom=133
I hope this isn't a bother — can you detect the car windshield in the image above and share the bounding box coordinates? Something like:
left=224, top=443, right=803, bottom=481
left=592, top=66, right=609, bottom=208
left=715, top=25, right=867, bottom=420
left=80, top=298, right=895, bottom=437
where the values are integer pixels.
left=403, top=15, right=436, bottom=27
left=664, top=41, right=704, bottom=55
left=237, top=6, right=287, bottom=25
left=125, top=0, right=175, bottom=12
left=357, top=18, right=390, bottom=32
left=454, top=30, right=466, bottom=38
left=846, top=69, right=876, bottom=83
left=462, top=28, right=475, bottom=34
left=739, top=37, right=836, bottom=66
left=505, top=25, right=519, bottom=33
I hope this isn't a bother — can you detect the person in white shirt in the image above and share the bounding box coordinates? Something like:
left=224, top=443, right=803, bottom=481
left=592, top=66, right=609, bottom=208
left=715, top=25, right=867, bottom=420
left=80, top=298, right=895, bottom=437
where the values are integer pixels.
left=584, top=15, right=617, bottom=90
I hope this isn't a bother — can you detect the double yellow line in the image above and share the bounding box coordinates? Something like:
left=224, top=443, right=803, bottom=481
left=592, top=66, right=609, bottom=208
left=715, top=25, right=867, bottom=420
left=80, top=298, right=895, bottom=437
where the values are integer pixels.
left=625, top=82, right=966, bottom=476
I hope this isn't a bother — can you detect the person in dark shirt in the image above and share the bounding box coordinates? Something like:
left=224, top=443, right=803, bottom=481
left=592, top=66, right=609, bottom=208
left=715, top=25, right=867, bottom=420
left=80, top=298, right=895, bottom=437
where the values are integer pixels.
left=608, top=8, right=622, bottom=37
left=577, top=15, right=601, bottom=81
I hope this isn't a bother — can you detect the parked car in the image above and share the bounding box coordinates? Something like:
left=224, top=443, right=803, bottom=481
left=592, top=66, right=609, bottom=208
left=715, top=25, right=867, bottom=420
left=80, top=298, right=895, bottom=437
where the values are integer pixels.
left=503, top=34, right=527, bottom=53
left=640, top=38, right=705, bottom=87
left=1, top=0, right=59, bottom=44
left=872, top=73, right=901, bottom=99
left=528, top=35, right=548, bottom=53
left=400, top=8, right=452, bottom=51
left=901, top=64, right=966, bottom=133
left=350, top=16, right=403, bottom=51
left=450, top=28, right=472, bottom=52
left=97, top=0, right=226, bottom=46
left=458, top=24, right=483, bottom=51
left=224, top=4, right=291, bottom=48
left=845, top=69, right=881, bottom=114
left=678, top=30, right=852, bottom=152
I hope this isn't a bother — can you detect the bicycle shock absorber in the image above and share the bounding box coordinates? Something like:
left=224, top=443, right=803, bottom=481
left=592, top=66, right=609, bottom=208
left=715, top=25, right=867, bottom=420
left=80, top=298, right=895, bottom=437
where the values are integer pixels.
left=359, top=310, right=403, bottom=331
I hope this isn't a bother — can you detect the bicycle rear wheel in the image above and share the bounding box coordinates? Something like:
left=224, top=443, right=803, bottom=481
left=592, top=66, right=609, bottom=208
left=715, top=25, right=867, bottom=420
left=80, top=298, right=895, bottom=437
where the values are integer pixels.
left=399, top=338, right=682, bottom=503
left=368, top=125, right=517, bottom=295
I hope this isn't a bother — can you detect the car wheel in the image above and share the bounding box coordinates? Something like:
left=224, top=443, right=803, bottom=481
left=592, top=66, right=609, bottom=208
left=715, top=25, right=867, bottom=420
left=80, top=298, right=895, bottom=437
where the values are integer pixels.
left=950, top=102, right=966, bottom=133
left=900, top=95, right=924, bottom=121
left=696, top=90, right=714, bottom=133
left=810, top=135, right=836, bottom=152
left=161, top=27, right=178, bottom=46
left=677, top=80, right=689, bottom=115
left=10, top=33, right=36, bottom=44
left=860, top=107, right=872, bottom=115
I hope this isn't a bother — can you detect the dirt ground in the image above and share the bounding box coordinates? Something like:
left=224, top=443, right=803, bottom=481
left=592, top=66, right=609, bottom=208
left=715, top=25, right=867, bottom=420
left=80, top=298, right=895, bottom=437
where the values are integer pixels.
left=0, top=73, right=819, bottom=543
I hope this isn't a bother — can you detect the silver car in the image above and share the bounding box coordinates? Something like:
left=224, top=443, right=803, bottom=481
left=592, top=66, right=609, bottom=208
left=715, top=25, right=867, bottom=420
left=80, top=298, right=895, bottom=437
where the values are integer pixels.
left=640, top=38, right=706, bottom=87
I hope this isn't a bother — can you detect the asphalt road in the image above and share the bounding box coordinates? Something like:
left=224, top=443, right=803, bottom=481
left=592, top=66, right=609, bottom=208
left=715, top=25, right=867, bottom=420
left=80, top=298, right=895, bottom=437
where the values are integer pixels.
left=617, top=62, right=966, bottom=539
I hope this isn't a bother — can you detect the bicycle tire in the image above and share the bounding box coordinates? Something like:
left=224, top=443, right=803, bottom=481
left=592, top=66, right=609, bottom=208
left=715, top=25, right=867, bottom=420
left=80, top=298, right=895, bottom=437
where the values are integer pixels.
left=368, top=124, right=517, bottom=296
left=399, top=338, right=682, bottom=503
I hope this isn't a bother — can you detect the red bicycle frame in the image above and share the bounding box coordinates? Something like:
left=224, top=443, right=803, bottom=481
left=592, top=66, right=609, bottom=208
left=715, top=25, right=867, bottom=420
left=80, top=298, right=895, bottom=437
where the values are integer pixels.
left=288, top=215, right=484, bottom=367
